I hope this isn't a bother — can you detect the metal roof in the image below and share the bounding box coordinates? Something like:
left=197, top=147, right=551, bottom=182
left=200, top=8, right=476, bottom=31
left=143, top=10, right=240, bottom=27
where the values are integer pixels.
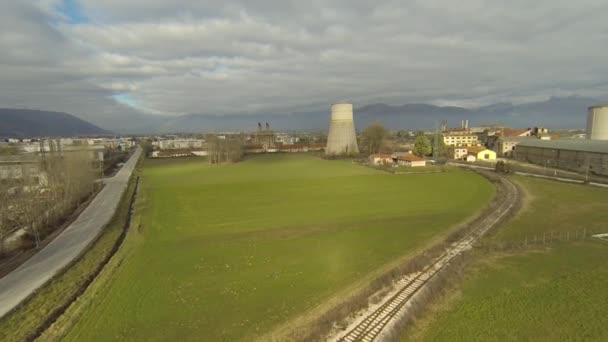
left=589, top=104, right=608, bottom=109
left=517, top=139, right=608, bottom=154
left=500, top=136, right=538, bottom=143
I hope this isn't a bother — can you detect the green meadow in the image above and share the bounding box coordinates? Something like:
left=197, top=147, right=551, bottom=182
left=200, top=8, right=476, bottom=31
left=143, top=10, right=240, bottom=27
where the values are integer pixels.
left=408, top=176, right=608, bottom=341
left=65, top=154, right=494, bottom=341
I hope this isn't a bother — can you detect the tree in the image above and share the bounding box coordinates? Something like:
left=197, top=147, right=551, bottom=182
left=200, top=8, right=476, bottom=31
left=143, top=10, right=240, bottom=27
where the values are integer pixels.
left=361, top=123, right=387, bottom=154
left=413, top=134, right=432, bottom=156
left=432, top=134, right=448, bottom=158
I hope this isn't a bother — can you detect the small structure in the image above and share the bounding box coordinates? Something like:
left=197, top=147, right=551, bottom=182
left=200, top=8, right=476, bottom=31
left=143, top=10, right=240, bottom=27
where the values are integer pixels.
left=395, top=154, right=426, bottom=167
left=466, top=147, right=496, bottom=161
left=369, top=153, right=394, bottom=166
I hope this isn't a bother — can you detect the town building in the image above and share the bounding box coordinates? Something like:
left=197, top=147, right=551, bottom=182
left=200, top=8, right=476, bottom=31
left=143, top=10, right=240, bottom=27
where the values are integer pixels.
left=454, top=147, right=468, bottom=159
left=368, top=154, right=394, bottom=166
left=465, top=147, right=497, bottom=162
left=496, top=136, right=539, bottom=157
left=395, top=154, right=426, bottom=167
left=158, top=139, right=205, bottom=150
left=442, top=129, right=480, bottom=147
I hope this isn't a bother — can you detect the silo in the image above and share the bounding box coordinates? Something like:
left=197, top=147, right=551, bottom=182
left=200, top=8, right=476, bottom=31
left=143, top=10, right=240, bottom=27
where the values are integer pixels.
left=325, top=103, right=359, bottom=155
left=587, top=105, right=608, bottom=140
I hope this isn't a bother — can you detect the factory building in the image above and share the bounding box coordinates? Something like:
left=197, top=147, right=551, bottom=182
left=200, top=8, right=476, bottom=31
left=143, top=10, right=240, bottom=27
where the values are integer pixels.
left=514, top=104, right=608, bottom=176
left=514, top=140, right=608, bottom=176
left=325, top=103, right=359, bottom=156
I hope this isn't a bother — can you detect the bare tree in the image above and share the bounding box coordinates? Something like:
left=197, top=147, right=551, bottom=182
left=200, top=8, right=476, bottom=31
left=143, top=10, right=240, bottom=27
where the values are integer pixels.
left=361, top=123, right=388, bottom=154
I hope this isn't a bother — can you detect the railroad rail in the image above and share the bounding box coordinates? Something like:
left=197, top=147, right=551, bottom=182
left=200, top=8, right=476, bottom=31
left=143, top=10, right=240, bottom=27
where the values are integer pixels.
left=336, top=175, right=519, bottom=342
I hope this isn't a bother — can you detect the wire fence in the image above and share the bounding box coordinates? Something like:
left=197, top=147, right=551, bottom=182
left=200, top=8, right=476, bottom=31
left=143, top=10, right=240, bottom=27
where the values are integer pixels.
left=476, top=228, right=606, bottom=253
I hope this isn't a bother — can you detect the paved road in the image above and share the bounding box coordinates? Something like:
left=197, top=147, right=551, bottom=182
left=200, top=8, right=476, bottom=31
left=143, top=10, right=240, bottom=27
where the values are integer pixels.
left=0, top=147, right=142, bottom=318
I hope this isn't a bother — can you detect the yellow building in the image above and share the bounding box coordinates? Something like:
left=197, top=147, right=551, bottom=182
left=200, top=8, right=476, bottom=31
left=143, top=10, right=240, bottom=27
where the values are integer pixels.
left=466, top=147, right=497, bottom=161
left=442, top=129, right=480, bottom=147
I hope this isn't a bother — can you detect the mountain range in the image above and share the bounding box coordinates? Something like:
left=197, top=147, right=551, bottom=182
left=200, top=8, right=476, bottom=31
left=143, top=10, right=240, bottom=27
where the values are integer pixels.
left=126, top=96, right=595, bottom=133
left=1, top=96, right=599, bottom=136
left=0, top=108, right=110, bottom=138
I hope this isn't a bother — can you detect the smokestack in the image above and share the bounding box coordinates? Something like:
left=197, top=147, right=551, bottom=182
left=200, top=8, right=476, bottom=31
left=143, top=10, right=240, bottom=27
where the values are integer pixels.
left=326, top=103, right=359, bottom=156
left=465, top=120, right=469, bottom=129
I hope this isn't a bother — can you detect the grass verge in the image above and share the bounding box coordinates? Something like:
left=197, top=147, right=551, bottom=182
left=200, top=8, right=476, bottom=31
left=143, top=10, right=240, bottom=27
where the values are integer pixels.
left=401, top=176, right=608, bottom=341
left=0, top=158, right=141, bottom=341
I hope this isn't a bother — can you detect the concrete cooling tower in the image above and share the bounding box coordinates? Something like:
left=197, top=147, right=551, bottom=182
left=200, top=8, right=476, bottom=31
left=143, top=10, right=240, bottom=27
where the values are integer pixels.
left=587, top=105, right=608, bottom=140
left=326, top=103, right=359, bottom=156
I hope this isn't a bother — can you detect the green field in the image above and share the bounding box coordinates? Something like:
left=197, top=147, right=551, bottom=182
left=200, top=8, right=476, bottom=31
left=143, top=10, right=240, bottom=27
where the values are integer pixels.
left=408, top=177, right=608, bottom=341
left=64, top=154, right=494, bottom=341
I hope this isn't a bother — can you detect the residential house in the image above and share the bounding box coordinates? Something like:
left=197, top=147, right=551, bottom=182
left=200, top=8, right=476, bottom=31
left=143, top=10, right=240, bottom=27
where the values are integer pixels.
left=467, top=147, right=497, bottom=161
left=395, top=154, right=426, bottom=167
left=369, top=153, right=394, bottom=166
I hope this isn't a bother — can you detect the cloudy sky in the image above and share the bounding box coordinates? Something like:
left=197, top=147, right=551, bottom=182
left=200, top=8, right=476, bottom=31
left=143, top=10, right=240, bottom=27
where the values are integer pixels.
left=1, top=0, right=607, bottom=127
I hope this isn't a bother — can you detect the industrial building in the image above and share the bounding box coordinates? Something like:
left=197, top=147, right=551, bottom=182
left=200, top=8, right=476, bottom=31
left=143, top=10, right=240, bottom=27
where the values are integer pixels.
left=514, top=104, right=608, bottom=176
left=325, top=103, right=359, bottom=156
left=514, top=139, right=608, bottom=175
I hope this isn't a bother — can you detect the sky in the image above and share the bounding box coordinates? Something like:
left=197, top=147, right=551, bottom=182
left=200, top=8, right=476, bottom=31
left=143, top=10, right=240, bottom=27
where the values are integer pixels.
left=1, top=0, right=607, bottom=127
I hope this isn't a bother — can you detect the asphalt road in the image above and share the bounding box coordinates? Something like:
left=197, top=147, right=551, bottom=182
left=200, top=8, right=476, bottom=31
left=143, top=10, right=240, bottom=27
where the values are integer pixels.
left=0, top=146, right=142, bottom=318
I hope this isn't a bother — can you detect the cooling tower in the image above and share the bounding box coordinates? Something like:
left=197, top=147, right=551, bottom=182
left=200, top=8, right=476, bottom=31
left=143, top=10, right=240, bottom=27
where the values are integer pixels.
left=326, top=103, right=359, bottom=156
left=587, top=105, right=608, bottom=140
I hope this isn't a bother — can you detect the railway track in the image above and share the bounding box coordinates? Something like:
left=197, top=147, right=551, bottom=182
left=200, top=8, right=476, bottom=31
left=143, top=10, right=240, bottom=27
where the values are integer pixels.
left=335, top=175, right=519, bottom=342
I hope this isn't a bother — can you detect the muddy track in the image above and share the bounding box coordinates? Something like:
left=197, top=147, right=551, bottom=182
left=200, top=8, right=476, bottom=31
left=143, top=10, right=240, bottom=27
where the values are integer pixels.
left=333, top=173, right=519, bottom=342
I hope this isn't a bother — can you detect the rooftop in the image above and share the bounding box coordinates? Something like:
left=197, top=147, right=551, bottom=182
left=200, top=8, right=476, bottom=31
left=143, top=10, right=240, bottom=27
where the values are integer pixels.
left=396, top=154, right=425, bottom=161
left=517, top=139, right=608, bottom=154
left=500, top=136, right=539, bottom=143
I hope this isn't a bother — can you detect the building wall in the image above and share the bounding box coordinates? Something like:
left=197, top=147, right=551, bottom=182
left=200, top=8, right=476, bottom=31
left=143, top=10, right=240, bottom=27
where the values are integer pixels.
left=454, top=148, right=468, bottom=159
left=514, top=146, right=608, bottom=176
left=475, top=149, right=496, bottom=161
left=443, top=134, right=479, bottom=146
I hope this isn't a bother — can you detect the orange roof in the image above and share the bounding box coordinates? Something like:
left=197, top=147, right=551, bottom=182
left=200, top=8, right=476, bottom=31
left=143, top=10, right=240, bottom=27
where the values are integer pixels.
left=396, top=154, right=425, bottom=161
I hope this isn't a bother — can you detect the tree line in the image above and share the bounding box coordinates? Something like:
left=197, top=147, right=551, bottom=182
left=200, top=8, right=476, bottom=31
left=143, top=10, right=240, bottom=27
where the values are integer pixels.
left=1, top=144, right=97, bottom=254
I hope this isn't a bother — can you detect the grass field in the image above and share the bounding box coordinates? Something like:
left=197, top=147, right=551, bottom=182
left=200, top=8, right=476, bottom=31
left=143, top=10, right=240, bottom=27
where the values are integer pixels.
left=407, top=176, right=608, bottom=341
left=63, top=154, right=494, bottom=341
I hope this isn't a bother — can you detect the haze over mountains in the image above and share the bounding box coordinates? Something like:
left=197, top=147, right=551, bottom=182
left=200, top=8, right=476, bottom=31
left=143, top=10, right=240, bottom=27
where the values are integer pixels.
left=1, top=96, right=596, bottom=136
left=108, top=96, right=596, bottom=133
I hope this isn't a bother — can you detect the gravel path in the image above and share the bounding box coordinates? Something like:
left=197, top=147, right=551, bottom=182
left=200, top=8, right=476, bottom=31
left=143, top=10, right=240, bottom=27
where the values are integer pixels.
left=0, top=147, right=141, bottom=318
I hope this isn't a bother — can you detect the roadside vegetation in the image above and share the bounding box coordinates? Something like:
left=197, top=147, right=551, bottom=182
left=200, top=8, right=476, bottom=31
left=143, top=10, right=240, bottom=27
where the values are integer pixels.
left=403, top=176, right=608, bottom=341
left=63, top=154, right=494, bottom=341
left=0, top=157, right=141, bottom=341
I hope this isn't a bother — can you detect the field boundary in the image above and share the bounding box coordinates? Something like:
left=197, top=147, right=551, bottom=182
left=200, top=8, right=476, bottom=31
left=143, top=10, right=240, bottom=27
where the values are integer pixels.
left=31, top=176, right=140, bottom=340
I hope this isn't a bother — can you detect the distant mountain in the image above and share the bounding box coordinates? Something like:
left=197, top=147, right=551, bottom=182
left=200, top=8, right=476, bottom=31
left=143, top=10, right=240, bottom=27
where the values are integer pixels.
left=19, top=95, right=598, bottom=134
left=0, top=108, right=111, bottom=138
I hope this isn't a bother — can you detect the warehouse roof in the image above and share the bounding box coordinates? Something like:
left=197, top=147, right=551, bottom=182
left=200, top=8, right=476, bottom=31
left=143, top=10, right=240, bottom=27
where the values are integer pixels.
left=517, top=139, right=608, bottom=154
left=500, top=136, right=538, bottom=143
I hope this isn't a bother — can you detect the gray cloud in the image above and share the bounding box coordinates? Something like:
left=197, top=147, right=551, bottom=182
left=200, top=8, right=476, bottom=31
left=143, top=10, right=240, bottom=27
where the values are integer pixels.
left=1, top=0, right=608, bottom=130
